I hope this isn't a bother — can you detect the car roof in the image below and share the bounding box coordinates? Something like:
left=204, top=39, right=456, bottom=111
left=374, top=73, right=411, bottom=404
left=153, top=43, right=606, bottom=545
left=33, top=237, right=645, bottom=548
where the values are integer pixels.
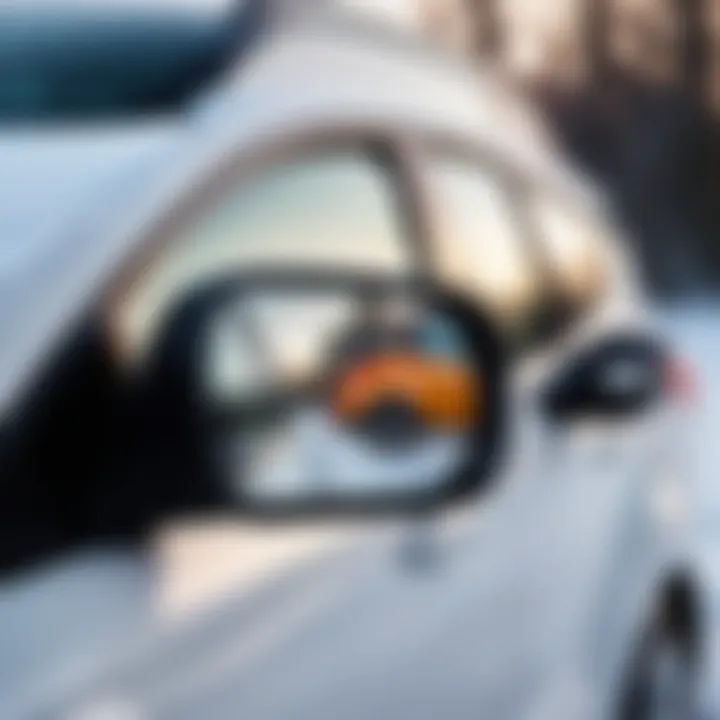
left=193, top=12, right=574, bottom=194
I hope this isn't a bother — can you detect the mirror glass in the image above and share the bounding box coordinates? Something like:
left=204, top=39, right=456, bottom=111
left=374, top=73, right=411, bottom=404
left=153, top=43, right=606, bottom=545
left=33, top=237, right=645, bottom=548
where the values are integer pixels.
left=197, top=287, right=483, bottom=507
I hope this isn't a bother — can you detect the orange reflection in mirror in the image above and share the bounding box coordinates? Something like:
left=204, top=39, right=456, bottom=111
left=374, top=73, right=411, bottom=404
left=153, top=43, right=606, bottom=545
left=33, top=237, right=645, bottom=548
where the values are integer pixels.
left=330, top=351, right=480, bottom=432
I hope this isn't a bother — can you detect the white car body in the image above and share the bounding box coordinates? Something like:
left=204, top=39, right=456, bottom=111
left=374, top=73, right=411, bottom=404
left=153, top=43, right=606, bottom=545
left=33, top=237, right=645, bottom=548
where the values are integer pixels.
left=0, top=8, right=699, bottom=720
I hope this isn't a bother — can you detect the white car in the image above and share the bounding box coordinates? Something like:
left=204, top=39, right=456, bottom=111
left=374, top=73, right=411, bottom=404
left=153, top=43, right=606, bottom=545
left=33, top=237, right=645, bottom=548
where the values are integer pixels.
left=0, top=7, right=702, bottom=720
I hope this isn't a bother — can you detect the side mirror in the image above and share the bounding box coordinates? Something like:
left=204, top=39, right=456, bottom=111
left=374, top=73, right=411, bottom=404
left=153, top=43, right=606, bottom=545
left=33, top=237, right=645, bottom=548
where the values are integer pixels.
left=142, top=272, right=506, bottom=517
left=541, top=332, right=667, bottom=423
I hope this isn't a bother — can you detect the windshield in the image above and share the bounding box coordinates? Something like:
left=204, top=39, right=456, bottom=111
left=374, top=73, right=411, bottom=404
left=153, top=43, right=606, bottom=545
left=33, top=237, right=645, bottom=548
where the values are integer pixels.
left=0, top=5, right=246, bottom=123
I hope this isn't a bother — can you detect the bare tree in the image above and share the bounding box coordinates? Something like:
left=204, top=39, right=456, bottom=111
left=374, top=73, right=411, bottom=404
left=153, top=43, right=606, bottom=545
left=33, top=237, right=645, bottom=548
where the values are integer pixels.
left=585, top=0, right=610, bottom=86
left=470, top=0, right=502, bottom=60
left=678, top=0, right=703, bottom=91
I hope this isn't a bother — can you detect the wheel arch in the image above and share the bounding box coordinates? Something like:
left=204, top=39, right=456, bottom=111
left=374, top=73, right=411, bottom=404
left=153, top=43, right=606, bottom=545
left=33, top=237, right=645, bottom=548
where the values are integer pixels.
left=656, top=567, right=704, bottom=663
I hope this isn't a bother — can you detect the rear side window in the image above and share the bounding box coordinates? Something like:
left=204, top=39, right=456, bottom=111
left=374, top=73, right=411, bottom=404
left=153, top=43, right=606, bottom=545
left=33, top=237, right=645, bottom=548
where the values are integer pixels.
left=528, top=192, right=611, bottom=315
left=424, top=156, right=545, bottom=349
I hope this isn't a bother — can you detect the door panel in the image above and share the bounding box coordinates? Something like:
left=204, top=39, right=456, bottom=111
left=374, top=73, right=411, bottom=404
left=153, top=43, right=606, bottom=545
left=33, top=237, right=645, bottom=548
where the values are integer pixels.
left=420, top=146, right=666, bottom=714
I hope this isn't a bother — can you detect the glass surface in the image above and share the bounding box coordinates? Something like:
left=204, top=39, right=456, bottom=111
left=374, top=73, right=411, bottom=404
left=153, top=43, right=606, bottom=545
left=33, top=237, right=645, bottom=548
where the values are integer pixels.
left=235, top=409, right=467, bottom=500
left=201, top=291, right=477, bottom=503
left=426, top=156, right=544, bottom=345
left=529, top=193, right=611, bottom=311
left=204, top=292, right=361, bottom=402
left=112, top=153, right=412, bottom=369
left=0, top=6, right=237, bottom=121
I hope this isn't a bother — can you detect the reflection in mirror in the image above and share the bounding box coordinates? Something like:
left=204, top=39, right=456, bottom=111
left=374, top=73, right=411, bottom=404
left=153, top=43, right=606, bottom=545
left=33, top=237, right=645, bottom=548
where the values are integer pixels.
left=199, top=288, right=482, bottom=507
left=204, top=292, right=360, bottom=403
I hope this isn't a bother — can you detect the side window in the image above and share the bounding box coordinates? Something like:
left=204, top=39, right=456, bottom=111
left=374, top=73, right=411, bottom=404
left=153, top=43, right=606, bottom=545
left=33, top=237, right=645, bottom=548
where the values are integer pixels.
left=424, top=156, right=545, bottom=349
left=111, top=150, right=415, bottom=365
left=527, top=192, right=611, bottom=315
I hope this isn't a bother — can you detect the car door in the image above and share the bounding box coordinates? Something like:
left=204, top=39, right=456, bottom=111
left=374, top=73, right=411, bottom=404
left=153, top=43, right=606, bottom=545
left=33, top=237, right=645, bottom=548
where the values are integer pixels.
left=417, top=146, right=673, bottom=717
left=163, top=139, right=578, bottom=720
left=17, top=133, right=667, bottom=720
left=98, top=137, right=554, bottom=720
left=29, top=133, right=601, bottom=720
left=23, top=137, right=449, bottom=720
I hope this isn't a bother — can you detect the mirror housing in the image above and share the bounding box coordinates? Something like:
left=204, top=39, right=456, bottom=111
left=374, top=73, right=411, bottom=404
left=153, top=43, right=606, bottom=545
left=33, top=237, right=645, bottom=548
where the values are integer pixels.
left=137, top=271, right=507, bottom=518
left=541, top=331, right=667, bottom=423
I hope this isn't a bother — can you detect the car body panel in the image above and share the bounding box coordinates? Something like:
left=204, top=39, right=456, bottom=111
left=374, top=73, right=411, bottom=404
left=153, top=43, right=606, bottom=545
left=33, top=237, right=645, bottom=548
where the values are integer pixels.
left=0, top=13, right=696, bottom=720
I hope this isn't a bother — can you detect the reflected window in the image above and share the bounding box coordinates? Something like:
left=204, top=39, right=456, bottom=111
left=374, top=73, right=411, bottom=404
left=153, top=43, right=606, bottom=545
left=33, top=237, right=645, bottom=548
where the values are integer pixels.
left=205, top=292, right=361, bottom=402
left=425, top=156, right=543, bottom=347
left=111, top=152, right=413, bottom=367
left=200, top=292, right=475, bottom=502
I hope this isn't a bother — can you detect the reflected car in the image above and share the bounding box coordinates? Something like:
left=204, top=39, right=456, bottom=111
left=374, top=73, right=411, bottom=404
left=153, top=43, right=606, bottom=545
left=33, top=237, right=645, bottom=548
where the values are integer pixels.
left=329, top=325, right=480, bottom=437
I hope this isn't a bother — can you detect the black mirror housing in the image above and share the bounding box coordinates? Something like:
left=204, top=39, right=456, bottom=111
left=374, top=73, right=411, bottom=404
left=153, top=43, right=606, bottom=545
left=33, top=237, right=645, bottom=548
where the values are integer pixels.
left=135, top=271, right=507, bottom=519
left=541, top=332, right=667, bottom=424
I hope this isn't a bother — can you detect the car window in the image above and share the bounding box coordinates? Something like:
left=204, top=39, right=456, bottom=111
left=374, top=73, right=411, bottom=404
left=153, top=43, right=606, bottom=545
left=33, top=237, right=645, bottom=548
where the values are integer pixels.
left=111, top=151, right=415, bottom=366
left=528, top=192, right=611, bottom=315
left=0, top=6, right=241, bottom=122
left=424, top=156, right=545, bottom=349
